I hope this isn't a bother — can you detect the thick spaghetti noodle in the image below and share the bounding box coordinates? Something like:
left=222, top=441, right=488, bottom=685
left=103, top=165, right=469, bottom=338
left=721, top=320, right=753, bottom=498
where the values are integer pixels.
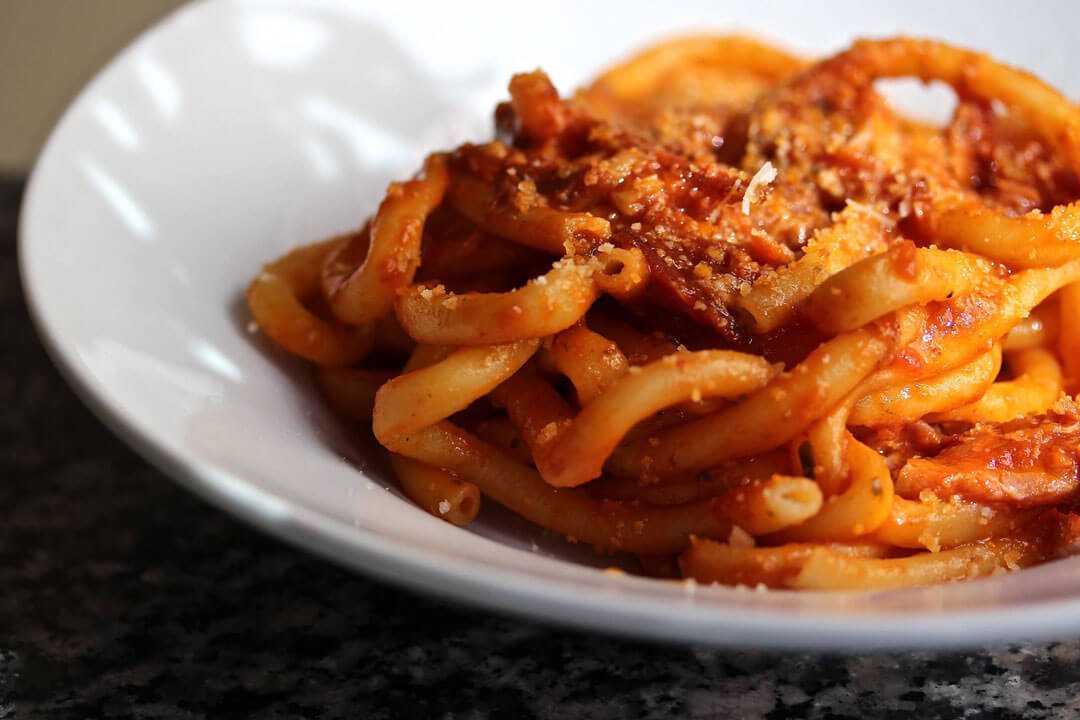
left=247, top=37, right=1080, bottom=590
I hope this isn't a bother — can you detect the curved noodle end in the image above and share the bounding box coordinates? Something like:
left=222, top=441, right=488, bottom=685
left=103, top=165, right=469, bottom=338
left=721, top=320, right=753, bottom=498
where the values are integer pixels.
left=246, top=238, right=374, bottom=366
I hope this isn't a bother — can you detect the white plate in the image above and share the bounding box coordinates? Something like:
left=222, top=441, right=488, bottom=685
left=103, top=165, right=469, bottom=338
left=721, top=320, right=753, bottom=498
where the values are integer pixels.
left=20, top=0, right=1080, bottom=650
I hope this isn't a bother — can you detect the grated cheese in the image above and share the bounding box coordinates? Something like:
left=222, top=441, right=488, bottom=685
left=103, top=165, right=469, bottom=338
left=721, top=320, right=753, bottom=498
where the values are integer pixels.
left=741, top=161, right=777, bottom=216
left=728, top=525, right=755, bottom=548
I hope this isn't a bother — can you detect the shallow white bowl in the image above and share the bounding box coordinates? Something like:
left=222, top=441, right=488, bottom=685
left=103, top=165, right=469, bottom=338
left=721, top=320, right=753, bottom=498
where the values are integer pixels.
left=20, top=0, right=1080, bottom=650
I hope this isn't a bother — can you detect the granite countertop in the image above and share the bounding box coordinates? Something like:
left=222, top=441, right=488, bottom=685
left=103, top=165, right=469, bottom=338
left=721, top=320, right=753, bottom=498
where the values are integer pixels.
left=4, top=176, right=1080, bottom=719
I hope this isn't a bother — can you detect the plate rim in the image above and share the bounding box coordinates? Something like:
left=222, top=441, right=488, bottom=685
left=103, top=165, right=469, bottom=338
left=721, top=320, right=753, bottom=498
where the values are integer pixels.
left=18, top=0, right=1080, bottom=650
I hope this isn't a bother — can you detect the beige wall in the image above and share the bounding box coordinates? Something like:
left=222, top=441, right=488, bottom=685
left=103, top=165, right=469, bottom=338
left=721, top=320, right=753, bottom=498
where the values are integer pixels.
left=0, top=0, right=186, bottom=173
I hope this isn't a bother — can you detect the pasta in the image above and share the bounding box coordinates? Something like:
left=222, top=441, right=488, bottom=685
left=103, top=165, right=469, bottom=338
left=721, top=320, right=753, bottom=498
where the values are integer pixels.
left=247, top=36, right=1080, bottom=591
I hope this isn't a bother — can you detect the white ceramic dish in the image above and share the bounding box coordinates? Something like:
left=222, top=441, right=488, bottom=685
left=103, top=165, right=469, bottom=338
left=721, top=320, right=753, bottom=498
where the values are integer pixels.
left=20, top=0, right=1080, bottom=650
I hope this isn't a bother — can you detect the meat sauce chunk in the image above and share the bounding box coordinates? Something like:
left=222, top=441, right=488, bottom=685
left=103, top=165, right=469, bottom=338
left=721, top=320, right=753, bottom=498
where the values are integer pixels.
left=897, top=402, right=1080, bottom=506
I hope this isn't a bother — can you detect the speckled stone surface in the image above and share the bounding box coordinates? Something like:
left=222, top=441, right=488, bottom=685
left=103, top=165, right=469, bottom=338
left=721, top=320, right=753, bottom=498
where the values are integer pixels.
left=6, top=176, right=1080, bottom=719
